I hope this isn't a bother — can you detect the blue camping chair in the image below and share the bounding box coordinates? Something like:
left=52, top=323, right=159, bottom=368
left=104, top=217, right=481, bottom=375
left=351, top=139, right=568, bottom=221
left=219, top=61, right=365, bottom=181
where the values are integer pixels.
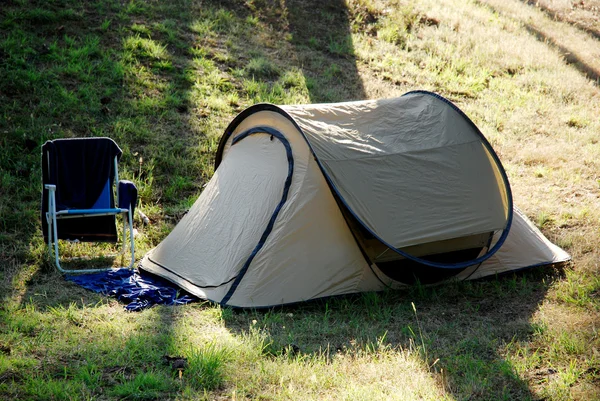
left=42, top=137, right=137, bottom=273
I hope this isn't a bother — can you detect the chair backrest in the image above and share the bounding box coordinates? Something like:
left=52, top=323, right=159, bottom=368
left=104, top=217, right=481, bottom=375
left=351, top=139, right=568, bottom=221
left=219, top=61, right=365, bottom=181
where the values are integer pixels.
left=42, top=137, right=122, bottom=210
left=42, top=137, right=123, bottom=243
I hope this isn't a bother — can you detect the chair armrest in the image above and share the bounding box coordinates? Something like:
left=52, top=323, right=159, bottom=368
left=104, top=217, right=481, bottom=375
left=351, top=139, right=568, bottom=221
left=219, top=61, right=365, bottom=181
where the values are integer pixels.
left=118, top=180, right=138, bottom=214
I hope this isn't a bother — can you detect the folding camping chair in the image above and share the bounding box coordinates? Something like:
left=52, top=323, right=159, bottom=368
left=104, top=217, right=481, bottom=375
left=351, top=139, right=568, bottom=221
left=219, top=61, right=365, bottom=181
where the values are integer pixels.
left=42, top=137, right=137, bottom=274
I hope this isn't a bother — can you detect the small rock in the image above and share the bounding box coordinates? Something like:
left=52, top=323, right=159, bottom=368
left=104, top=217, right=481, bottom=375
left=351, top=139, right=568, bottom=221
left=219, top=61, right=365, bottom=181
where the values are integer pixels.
left=163, top=355, right=188, bottom=370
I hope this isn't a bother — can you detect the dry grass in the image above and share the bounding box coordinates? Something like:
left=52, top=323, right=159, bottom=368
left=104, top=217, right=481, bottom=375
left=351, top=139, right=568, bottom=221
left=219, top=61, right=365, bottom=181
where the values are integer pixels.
left=528, top=0, right=600, bottom=39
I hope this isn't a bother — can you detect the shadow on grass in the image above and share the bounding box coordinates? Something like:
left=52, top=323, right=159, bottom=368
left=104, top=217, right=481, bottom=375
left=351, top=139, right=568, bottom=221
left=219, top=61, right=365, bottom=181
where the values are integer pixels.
left=521, top=0, right=600, bottom=41
left=479, top=0, right=600, bottom=85
left=244, top=0, right=367, bottom=102
left=3, top=0, right=566, bottom=399
left=222, top=267, right=563, bottom=400
left=0, top=0, right=363, bottom=398
left=1, top=0, right=367, bottom=308
left=521, top=22, right=600, bottom=84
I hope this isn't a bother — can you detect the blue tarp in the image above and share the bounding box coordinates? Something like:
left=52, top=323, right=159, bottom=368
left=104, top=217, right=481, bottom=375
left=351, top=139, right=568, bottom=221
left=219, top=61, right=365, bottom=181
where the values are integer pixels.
left=66, top=269, right=198, bottom=311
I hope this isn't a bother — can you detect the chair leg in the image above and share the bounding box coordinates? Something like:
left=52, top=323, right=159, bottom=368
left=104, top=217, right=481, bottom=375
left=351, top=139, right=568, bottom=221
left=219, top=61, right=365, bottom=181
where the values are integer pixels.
left=47, top=214, right=53, bottom=259
left=46, top=186, right=67, bottom=273
left=47, top=222, right=53, bottom=259
left=119, top=214, right=127, bottom=256
left=127, top=206, right=135, bottom=270
left=46, top=185, right=54, bottom=259
left=51, top=212, right=121, bottom=275
left=109, top=208, right=134, bottom=269
left=44, top=186, right=136, bottom=274
left=50, top=198, right=68, bottom=273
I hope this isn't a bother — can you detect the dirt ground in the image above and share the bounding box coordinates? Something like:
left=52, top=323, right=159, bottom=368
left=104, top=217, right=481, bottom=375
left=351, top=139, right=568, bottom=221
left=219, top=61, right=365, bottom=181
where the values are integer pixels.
left=530, top=0, right=600, bottom=38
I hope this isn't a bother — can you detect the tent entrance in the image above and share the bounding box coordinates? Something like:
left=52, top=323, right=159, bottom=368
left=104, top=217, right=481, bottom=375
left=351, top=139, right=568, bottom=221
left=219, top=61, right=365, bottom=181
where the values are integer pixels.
left=342, top=208, right=493, bottom=284
left=374, top=247, right=485, bottom=285
left=370, top=233, right=492, bottom=263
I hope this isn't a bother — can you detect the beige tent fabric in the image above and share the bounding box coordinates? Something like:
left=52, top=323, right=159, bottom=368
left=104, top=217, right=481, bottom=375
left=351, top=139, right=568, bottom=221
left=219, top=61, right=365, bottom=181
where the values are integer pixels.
left=139, top=94, right=570, bottom=307
left=141, top=111, right=382, bottom=307
left=455, top=207, right=570, bottom=280
left=282, top=93, right=510, bottom=250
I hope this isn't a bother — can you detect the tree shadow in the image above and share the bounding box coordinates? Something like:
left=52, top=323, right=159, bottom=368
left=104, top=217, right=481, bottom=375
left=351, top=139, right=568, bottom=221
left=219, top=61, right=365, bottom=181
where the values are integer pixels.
left=222, top=267, right=563, bottom=400
left=522, top=23, right=600, bottom=84
left=1, top=0, right=367, bottom=309
left=4, top=0, right=562, bottom=399
left=520, top=0, right=600, bottom=41
left=243, top=0, right=367, bottom=102
left=478, top=0, right=600, bottom=85
left=0, top=0, right=366, bottom=398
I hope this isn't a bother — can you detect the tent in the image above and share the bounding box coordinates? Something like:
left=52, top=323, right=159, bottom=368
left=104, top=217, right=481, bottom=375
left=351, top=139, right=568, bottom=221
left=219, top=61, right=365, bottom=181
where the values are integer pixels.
left=139, top=91, right=570, bottom=308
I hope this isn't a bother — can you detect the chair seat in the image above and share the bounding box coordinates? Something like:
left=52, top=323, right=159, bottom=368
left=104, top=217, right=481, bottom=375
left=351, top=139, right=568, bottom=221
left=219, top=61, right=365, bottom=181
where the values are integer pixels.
left=56, top=208, right=129, bottom=216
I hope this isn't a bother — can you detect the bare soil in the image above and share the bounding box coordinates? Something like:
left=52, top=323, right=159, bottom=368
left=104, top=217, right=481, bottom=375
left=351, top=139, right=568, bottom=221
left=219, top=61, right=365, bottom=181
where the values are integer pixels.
left=528, top=0, right=600, bottom=39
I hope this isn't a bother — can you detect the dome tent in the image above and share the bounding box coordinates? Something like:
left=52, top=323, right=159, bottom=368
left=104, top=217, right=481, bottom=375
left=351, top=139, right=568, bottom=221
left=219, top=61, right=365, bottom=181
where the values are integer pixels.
left=139, top=91, right=569, bottom=308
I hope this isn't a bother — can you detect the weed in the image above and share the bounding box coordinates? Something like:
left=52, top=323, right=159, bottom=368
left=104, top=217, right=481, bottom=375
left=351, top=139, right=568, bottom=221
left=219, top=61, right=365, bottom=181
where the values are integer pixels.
left=110, top=371, right=173, bottom=399
left=328, top=35, right=355, bottom=56
left=101, top=19, right=112, bottom=31
left=131, top=23, right=151, bottom=37
left=125, top=0, right=147, bottom=15
left=24, top=376, right=84, bottom=400
left=410, top=302, right=429, bottom=362
left=324, top=63, right=343, bottom=79
left=76, top=362, right=102, bottom=388
left=245, top=57, right=280, bottom=80
left=185, top=343, right=230, bottom=390
left=536, top=210, right=553, bottom=228
left=566, top=115, right=589, bottom=128
left=123, top=36, right=169, bottom=60
left=279, top=68, right=306, bottom=89
left=211, top=9, right=236, bottom=33
left=190, top=19, right=216, bottom=37
left=378, top=23, right=408, bottom=47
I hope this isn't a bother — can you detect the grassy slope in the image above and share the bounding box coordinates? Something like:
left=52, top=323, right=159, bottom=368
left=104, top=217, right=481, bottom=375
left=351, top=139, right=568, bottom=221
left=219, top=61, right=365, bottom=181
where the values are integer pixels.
left=1, top=0, right=599, bottom=399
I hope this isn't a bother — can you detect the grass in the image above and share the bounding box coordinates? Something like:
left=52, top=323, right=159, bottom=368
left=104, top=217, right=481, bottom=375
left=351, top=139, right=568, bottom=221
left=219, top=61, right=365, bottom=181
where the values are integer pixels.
left=1, top=0, right=599, bottom=399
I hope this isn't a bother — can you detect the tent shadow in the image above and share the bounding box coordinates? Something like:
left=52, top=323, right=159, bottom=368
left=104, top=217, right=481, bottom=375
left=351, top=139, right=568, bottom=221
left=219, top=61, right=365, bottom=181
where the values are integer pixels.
left=221, top=266, right=565, bottom=399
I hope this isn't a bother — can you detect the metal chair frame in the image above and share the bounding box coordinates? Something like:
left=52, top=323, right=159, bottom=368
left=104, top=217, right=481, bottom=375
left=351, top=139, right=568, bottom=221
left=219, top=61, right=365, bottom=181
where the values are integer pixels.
left=44, top=156, right=135, bottom=274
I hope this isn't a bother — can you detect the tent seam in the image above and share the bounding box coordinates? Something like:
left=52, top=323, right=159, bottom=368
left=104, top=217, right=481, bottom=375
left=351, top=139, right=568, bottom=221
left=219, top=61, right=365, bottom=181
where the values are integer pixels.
left=145, top=255, right=239, bottom=289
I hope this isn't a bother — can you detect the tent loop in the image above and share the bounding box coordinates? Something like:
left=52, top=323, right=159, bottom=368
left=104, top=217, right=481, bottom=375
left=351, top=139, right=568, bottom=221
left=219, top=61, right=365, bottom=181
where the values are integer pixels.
left=221, top=126, right=294, bottom=305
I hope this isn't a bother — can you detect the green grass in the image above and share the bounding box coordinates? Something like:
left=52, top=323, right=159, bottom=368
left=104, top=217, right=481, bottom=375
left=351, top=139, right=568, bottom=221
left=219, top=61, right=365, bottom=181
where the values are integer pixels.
left=185, top=342, right=231, bottom=390
left=245, top=56, right=281, bottom=79
left=1, top=0, right=600, bottom=399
